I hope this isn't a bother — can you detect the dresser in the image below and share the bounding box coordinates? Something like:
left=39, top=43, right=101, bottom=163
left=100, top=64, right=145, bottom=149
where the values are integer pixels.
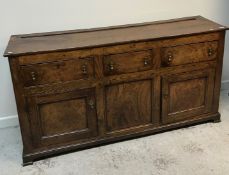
left=4, top=16, right=228, bottom=165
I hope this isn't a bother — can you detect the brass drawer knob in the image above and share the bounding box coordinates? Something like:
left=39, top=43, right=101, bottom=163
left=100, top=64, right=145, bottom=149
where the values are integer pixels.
left=108, top=62, right=114, bottom=71
left=167, top=52, right=174, bottom=65
left=88, top=99, right=95, bottom=109
left=31, top=71, right=37, bottom=81
left=81, top=64, right=88, bottom=74
left=208, top=48, right=214, bottom=56
left=143, top=58, right=150, bottom=66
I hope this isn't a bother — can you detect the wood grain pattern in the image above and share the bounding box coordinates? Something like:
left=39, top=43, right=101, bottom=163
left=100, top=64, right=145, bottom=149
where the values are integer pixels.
left=27, top=88, right=98, bottom=147
left=39, top=98, right=87, bottom=136
left=21, top=57, right=95, bottom=87
left=212, top=31, right=226, bottom=115
left=105, top=80, right=152, bottom=132
left=17, top=32, right=220, bottom=65
left=103, top=50, right=155, bottom=75
left=162, top=41, right=218, bottom=66
left=4, top=16, right=227, bottom=57
left=169, top=78, right=206, bottom=113
left=4, top=16, right=227, bottom=165
left=162, top=69, right=215, bottom=124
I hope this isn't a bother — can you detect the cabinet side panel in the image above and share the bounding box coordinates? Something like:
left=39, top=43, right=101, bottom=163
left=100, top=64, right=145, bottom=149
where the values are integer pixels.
left=8, top=58, right=33, bottom=152
left=213, top=31, right=226, bottom=113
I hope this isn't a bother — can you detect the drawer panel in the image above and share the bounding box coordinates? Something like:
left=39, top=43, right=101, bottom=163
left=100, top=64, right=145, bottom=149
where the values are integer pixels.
left=161, top=41, right=218, bottom=66
left=21, top=57, right=95, bottom=87
left=103, top=50, right=154, bottom=75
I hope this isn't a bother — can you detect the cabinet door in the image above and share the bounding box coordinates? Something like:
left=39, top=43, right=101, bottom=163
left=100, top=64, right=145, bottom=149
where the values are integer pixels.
left=162, top=69, right=215, bottom=124
left=27, top=88, right=98, bottom=147
left=104, top=77, right=159, bottom=135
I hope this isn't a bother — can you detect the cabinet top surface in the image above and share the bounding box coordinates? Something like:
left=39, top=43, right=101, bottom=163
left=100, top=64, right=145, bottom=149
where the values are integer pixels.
left=4, top=16, right=228, bottom=57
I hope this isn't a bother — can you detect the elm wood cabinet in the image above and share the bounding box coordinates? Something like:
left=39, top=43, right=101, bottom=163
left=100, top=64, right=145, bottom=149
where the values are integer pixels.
left=4, top=16, right=228, bottom=165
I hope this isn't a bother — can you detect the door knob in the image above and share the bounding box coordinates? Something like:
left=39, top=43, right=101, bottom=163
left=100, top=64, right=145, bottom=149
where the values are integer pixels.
left=167, top=52, right=174, bottom=65
left=88, top=99, right=95, bottom=109
left=81, top=64, right=88, bottom=74
left=143, top=58, right=150, bottom=66
left=30, top=71, right=37, bottom=81
left=108, top=62, right=114, bottom=71
left=208, top=48, right=214, bottom=56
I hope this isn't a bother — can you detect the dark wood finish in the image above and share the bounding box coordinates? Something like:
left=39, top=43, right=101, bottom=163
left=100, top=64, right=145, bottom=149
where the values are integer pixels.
left=17, top=32, right=220, bottom=65
left=4, top=16, right=227, bottom=166
left=162, top=69, right=215, bottom=124
left=104, top=78, right=158, bottom=134
left=21, top=57, right=95, bottom=87
left=103, top=49, right=155, bottom=75
left=27, top=88, right=98, bottom=147
left=161, top=41, right=218, bottom=66
left=4, top=16, right=228, bottom=57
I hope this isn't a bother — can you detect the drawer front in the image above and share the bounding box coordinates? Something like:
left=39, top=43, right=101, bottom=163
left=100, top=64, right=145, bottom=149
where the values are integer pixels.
left=161, top=41, right=218, bottom=66
left=103, top=50, right=154, bottom=75
left=21, top=57, right=95, bottom=87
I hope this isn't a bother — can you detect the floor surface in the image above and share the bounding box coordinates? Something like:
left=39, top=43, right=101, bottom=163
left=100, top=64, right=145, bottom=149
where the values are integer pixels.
left=0, top=91, right=229, bottom=175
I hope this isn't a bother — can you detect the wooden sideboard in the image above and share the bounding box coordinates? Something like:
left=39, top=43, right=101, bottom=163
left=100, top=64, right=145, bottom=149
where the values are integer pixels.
left=4, top=16, right=228, bottom=165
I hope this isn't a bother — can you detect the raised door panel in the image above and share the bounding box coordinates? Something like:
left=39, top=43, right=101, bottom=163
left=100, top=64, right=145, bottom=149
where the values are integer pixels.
left=162, top=69, right=215, bottom=124
left=39, top=99, right=87, bottom=136
left=104, top=77, right=159, bottom=134
left=27, top=88, right=98, bottom=147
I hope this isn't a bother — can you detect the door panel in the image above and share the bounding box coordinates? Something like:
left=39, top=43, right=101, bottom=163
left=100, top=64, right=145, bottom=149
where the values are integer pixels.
left=162, top=69, right=215, bottom=124
left=27, top=88, right=98, bottom=147
left=169, top=78, right=206, bottom=113
left=39, top=98, right=87, bottom=136
left=104, top=77, right=159, bottom=134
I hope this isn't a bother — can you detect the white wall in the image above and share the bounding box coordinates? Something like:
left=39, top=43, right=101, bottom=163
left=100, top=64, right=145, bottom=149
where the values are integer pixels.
left=0, top=0, right=229, bottom=127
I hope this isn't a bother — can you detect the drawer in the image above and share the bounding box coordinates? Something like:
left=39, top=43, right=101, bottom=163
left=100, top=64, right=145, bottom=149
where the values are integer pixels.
left=103, top=49, right=154, bottom=75
left=161, top=41, right=218, bottom=66
left=21, top=57, right=95, bottom=87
